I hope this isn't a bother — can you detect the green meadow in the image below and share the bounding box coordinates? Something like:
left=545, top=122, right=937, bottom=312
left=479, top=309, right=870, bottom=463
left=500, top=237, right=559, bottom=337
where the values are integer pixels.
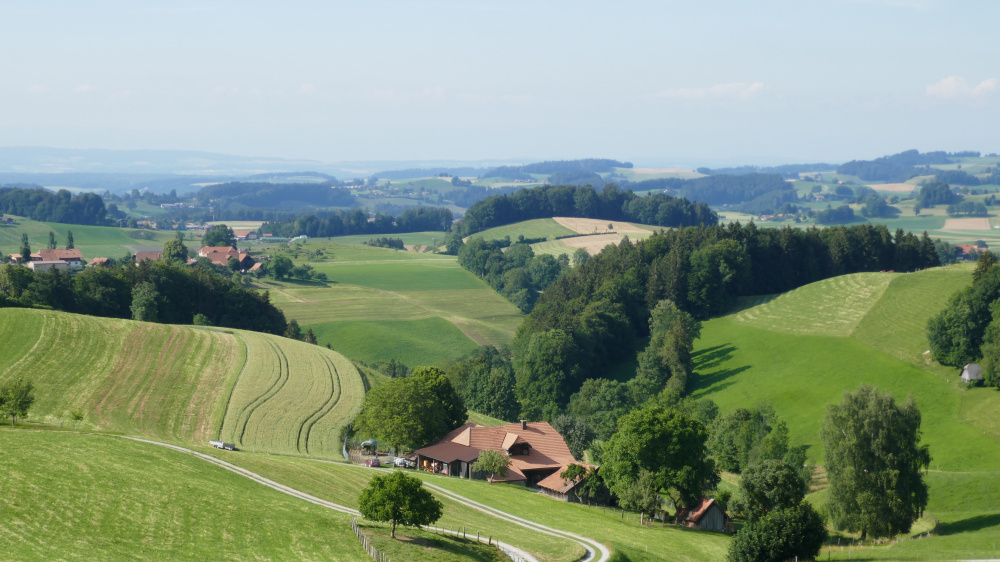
left=263, top=240, right=523, bottom=368
left=469, top=218, right=577, bottom=242
left=0, top=431, right=364, bottom=561
left=0, top=217, right=172, bottom=260
left=691, top=265, right=1000, bottom=559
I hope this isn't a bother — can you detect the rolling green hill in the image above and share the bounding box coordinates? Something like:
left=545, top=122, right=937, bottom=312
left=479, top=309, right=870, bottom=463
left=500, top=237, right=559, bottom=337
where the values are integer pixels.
left=692, top=264, right=1000, bottom=559
left=0, top=216, right=174, bottom=260
left=0, top=308, right=363, bottom=457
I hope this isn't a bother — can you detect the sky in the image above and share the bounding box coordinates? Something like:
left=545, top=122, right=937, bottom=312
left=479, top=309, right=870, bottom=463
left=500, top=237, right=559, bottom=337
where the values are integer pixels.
left=1, top=0, right=999, bottom=167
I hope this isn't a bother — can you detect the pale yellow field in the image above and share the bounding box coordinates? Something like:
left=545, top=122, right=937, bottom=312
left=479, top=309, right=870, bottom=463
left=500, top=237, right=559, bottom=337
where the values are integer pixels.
left=943, top=218, right=992, bottom=230
left=553, top=216, right=653, bottom=235
left=869, top=183, right=917, bottom=192
left=559, top=233, right=627, bottom=255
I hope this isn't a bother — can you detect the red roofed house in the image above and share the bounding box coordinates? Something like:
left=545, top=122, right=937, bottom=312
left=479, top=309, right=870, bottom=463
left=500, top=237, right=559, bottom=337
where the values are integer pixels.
left=675, top=498, right=734, bottom=534
left=413, top=421, right=588, bottom=497
left=956, top=244, right=981, bottom=260
left=134, top=250, right=162, bottom=262
left=198, top=246, right=256, bottom=270
left=232, top=229, right=258, bottom=241
left=88, top=257, right=111, bottom=267
left=38, top=248, right=84, bottom=268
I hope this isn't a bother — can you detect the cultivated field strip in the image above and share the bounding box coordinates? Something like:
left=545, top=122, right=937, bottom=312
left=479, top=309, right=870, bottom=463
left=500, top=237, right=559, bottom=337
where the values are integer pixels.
left=219, top=332, right=364, bottom=457
left=0, top=308, right=241, bottom=443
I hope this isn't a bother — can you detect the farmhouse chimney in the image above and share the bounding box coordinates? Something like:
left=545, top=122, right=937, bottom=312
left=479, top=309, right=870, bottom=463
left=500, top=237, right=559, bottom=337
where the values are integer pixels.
left=520, top=420, right=527, bottom=430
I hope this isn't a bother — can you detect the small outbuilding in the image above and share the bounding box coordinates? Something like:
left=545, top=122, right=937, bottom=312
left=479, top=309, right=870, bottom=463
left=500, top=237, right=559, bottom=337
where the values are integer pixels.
left=962, top=363, right=983, bottom=383
left=676, top=498, right=734, bottom=534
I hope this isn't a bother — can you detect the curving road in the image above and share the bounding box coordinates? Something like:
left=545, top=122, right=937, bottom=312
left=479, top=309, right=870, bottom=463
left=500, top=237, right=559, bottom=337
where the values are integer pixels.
left=119, top=437, right=608, bottom=561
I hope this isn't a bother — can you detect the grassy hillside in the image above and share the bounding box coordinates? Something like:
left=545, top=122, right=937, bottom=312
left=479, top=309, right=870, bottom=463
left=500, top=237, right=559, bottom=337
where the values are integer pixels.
left=470, top=218, right=577, bottom=242
left=263, top=241, right=523, bottom=368
left=692, top=264, right=1000, bottom=559
left=0, top=216, right=173, bottom=260
left=0, top=308, right=363, bottom=456
left=0, top=431, right=363, bottom=560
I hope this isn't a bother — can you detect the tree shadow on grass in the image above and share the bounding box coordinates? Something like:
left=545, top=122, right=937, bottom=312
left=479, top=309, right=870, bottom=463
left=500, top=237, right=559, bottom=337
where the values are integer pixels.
left=695, top=365, right=750, bottom=391
left=692, top=345, right=738, bottom=371
left=937, top=513, right=1000, bottom=535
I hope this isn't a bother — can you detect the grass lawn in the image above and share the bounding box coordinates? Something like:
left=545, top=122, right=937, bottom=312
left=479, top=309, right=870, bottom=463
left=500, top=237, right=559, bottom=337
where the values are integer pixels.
left=0, top=216, right=172, bottom=260
left=691, top=266, right=1000, bottom=559
left=0, top=431, right=365, bottom=561
left=470, top=218, right=577, bottom=243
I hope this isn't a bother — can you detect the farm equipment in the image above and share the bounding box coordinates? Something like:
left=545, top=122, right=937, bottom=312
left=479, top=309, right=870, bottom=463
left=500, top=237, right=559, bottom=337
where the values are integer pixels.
left=209, top=440, right=236, bottom=451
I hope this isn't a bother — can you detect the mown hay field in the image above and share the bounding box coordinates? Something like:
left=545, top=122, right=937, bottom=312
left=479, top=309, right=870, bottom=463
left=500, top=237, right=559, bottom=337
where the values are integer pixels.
left=0, top=308, right=242, bottom=444
left=0, top=431, right=363, bottom=561
left=219, top=331, right=364, bottom=457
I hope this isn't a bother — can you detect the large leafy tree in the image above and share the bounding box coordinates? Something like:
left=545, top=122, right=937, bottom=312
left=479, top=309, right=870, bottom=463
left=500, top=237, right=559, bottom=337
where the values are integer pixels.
left=729, top=459, right=807, bottom=520
left=358, top=470, right=443, bottom=538
left=202, top=224, right=236, bottom=247
left=707, top=403, right=789, bottom=473
left=161, top=238, right=189, bottom=264
left=512, top=329, right=580, bottom=420
left=633, top=299, right=701, bottom=396
left=354, top=368, right=466, bottom=454
left=601, top=404, right=718, bottom=510
left=727, top=503, right=827, bottom=562
left=820, top=385, right=930, bottom=540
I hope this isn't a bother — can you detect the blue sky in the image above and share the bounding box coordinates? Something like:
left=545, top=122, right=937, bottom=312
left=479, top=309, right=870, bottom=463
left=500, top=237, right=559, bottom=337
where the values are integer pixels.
left=2, top=0, right=998, bottom=166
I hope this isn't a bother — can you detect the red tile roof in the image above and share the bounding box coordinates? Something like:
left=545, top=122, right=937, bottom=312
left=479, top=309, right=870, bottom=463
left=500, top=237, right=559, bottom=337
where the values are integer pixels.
left=678, top=498, right=719, bottom=523
left=39, top=249, right=84, bottom=262
left=414, top=421, right=578, bottom=484
left=134, top=251, right=161, bottom=262
left=535, top=464, right=597, bottom=494
left=88, top=257, right=110, bottom=266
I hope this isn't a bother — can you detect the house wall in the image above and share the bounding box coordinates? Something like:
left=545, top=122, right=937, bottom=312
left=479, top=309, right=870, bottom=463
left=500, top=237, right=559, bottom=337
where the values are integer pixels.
left=697, top=506, right=728, bottom=532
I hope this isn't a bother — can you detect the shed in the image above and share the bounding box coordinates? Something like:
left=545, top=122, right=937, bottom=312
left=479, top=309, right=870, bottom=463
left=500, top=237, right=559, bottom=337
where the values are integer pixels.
left=676, top=498, right=734, bottom=534
left=962, top=363, right=983, bottom=383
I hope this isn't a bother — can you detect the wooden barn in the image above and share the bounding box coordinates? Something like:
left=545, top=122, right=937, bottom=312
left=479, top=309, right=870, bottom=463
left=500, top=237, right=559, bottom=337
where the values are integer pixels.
left=676, top=498, right=734, bottom=534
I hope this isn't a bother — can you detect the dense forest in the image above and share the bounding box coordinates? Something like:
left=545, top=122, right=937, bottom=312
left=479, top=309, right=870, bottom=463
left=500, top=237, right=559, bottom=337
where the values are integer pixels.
left=457, top=239, right=568, bottom=312
left=696, top=163, right=837, bottom=179
left=621, top=173, right=798, bottom=215
left=0, top=186, right=109, bottom=225
left=837, top=149, right=980, bottom=182
left=458, top=183, right=715, bottom=236
left=507, top=222, right=940, bottom=420
left=195, top=181, right=356, bottom=210
left=0, top=259, right=287, bottom=335
left=262, top=206, right=454, bottom=238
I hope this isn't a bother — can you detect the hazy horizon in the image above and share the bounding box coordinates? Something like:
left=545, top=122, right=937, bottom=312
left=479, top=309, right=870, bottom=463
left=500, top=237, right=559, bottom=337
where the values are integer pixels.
left=3, top=1, right=998, bottom=165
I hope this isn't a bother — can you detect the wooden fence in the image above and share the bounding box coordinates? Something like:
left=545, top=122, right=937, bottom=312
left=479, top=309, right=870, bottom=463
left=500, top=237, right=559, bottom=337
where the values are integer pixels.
left=351, top=517, right=390, bottom=562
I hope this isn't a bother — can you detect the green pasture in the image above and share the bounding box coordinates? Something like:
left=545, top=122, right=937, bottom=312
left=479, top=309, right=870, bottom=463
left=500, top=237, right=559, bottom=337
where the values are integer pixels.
left=0, top=431, right=363, bottom=561
left=691, top=266, right=1000, bottom=559
left=196, top=453, right=586, bottom=562
left=324, top=230, right=448, bottom=248
left=528, top=239, right=574, bottom=258
left=410, top=469, right=731, bottom=561
left=0, top=217, right=170, bottom=260
left=309, top=318, right=479, bottom=368
left=261, top=244, right=524, bottom=365
left=469, top=218, right=577, bottom=242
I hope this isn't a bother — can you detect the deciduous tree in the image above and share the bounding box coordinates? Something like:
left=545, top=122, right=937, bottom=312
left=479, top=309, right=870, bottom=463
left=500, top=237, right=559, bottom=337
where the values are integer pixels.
left=729, top=459, right=806, bottom=520
left=471, top=450, right=511, bottom=483
left=0, top=378, right=35, bottom=426
left=358, top=471, right=443, bottom=538
left=203, top=224, right=236, bottom=247
left=727, top=503, right=827, bottom=562
left=820, top=385, right=930, bottom=540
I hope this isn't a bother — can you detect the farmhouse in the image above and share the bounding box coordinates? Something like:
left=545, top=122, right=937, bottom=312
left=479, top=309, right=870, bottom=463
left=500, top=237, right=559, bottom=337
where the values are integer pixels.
left=88, top=257, right=111, bottom=267
left=134, top=250, right=162, bottom=262
left=675, top=498, right=734, bottom=534
left=413, top=421, right=585, bottom=495
left=962, top=363, right=983, bottom=383
left=38, top=249, right=84, bottom=267
left=197, top=246, right=256, bottom=269
left=232, top=229, right=258, bottom=241
left=956, top=244, right=983, bottom=260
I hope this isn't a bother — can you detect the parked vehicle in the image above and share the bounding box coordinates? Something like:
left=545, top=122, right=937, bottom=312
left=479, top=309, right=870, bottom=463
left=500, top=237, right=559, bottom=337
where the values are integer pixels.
left=364, top=458, right=381, bottom=467
left=209, top=440, right=235, bottom=451
left=393, top=457, right=416, bottom=469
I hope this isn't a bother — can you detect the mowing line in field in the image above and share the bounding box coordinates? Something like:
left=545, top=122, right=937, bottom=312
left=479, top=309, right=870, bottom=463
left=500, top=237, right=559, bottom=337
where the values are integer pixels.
left=233, top=338, right=289, bottom=447
left=297, top=353, right=342, bottom=455
left=214, top=331, right=251, bottom=441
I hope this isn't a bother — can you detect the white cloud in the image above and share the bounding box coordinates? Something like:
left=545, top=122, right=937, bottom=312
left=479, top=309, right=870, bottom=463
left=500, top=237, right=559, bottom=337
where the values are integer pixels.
left=926, top=76, right=997, bottom=101
left=648, top=81, right=766, bottom=101
left=298, top=83, right=316, bottom=95
left=73, top=84, right=95, bottom=93
left=26, top=84, right=48, bottom=94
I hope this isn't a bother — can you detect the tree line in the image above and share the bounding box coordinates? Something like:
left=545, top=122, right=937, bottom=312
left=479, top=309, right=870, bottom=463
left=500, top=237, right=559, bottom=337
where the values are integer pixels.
left=456, top=238, right=568, bottom=312
left=457, top=183, right=716, bottom=237
left=261, top=206, right=454, bottom=238
left=837, top=149, right=981, bottom=182
left=482, top=158, right=631, bottom=180
left=0, top=186, right=109, bottom=226
left=508, top=222, right=940, bottom=422
left=0, top=259, right=287, bottom=335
